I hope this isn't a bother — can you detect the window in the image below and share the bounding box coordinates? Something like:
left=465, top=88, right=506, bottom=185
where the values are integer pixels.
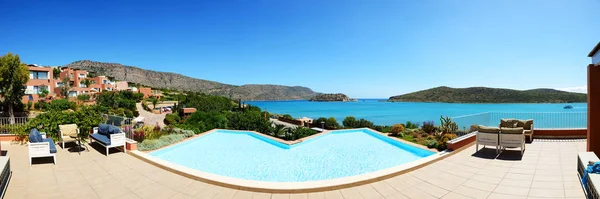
left=29, top=71, right=48, bottom=79
left=102, top=80, right=107, bottom=84
left=78, top=74, right=86, bottom=78
left=33, top=86, right=39, bottom=94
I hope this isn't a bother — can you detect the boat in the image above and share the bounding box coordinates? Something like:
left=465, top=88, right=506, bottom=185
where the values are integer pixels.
left=564, top=105, right=573, bottom=109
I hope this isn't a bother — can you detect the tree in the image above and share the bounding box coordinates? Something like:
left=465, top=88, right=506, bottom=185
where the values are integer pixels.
left=59, top=77, right=71, bottom=97
left=52, top=68, right=61, bottom=79
left=150, top=97, right=159, bottom=109
left=81, top=79, right=94, bottom=88
left=0, top=53, right=29, bottom=124
left=325, top=117, right=340, bottom=129
left=38, top=86, right=49, bottom=99
left=342, top=116, right=358, bottom=128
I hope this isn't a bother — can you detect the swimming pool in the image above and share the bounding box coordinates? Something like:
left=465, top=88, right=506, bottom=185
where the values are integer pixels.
left=149, top=129, right=435, bottom=182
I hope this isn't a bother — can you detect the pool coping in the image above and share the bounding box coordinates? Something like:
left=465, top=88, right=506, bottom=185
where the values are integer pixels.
left=130, top=128, right=446, bottom=193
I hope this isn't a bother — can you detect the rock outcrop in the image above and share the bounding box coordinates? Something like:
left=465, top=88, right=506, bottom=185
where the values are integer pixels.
left=309, top=93, right=353, bottom=102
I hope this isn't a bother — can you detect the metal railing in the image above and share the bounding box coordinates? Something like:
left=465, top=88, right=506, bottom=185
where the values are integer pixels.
left=451, top=111, right=587, bottom=131
left=104, top=115, right=135, bottom=140
left=0, top=117, right=29, bottom=134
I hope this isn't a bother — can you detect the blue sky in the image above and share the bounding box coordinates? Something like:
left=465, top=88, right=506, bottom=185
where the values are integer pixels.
left=0, top=0, right=598, bottom=98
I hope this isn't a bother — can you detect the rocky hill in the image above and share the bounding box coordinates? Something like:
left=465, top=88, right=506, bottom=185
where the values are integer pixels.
left=309, top=93, right=354, bottom=102
left=64, top=60, right=319, bottom=100
left=389, top=86, right=587, bottom=103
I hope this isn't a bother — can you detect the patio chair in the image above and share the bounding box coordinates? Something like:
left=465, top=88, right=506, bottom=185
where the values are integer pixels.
left=499, top=127, right=525, bottom=155
left=58, top=124, right=79, bottom=149
left=517, top=119, right=534, bottom=143
left=28, top=128, right=56, bottom=166
left=91, top=124, right=126, bottom=156
left=476, top=125, right=500, bottom=154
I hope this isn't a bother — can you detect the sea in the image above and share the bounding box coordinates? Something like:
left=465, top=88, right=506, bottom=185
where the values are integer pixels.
left=246, top=99, right=588, bottom=126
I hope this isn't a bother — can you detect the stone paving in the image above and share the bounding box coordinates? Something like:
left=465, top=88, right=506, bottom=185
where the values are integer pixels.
left=4, top=139, right=588, bottom=199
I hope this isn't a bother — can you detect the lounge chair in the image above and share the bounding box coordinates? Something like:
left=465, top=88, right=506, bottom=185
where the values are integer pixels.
left=58, top=124, right=80, bottom=149
left=28, top=128, right=56, bottom=166
left=91, top=124, right=126, bottom=156
left=476, top=125, right=500, bottom=154
left=499, top=127, right=525, bottom=155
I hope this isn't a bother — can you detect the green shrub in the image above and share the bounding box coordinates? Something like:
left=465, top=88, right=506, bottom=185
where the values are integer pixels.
left=282, top=114, right=294, bottom=120
left=27, top=101, right=32, bottom=111
left=49, top=99, right=72, bottom=111
left=426, top=140, right=438, bottom=149
left=164, top=113, right=181, bottom=125
left=34, top=102, right=41, bottom=110
left=469, top=124, right=479, bottom=133
left=24, top=107, right=103, bottom=141
left=343, top=116, right=357, bottom=128
left=313, top=117, right=327, bottom=128
left=437, top=133, right=458, bottom=151
left=77, top=94, right=91, bottom=102
left=124, top=109, right=134, bottom=118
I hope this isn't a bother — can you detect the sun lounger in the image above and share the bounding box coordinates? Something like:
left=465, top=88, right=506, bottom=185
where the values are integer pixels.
left=578, top=152, right=600, bottom=199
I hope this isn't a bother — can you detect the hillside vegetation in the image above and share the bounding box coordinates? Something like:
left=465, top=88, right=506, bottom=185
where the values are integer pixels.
left=64, top=60, right=319, bottom=100
left=388, top=86, right=587, bottom=103
left=309, top=93, right=353, bottom=102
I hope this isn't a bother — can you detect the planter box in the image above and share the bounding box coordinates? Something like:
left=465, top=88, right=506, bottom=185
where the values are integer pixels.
left=126, top=140, right=137, bottom=151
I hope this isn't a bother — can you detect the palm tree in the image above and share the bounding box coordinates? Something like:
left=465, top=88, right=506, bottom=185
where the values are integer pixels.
left=150, top=97, right=159, bottom=109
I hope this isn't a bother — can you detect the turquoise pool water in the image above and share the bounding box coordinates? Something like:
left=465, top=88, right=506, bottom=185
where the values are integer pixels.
left=247, top=100, right=588, bottom=127
left=150, top=129, right=435, bottom=182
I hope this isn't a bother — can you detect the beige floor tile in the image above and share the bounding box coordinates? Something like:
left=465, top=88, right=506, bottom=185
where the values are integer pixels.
left=306, top=192, right=325, bottom=199
left=323, top=190, right=344, bottom=199
left=271, top=194, right=290, bottom=199
left=252, top=192, right=273, bottom=199
left=528, top=188, right=565, bottom=198
left=382, top=191, right=409, bottom=199
left=339, top=187, right=363, bottom=199
left=398, top=188, right=437, bottom=199
left=355, top=184, right=383, bottom=199
left=531, top=181, right=564, bottom=189
left=232, top=190, right=254, bottom=199
left=413, top=182, right=448, bottom=198
left=470, top=174, right=503, bottom=184
left=370, top=181, right=398, bottom=197
left=564, top=188, right=585, bottom=198
left=499, top=178, right=532, bottom=188
left=439, top=192, right=467, bottom=199
left=451, top=185, right=490, bottom=199
left=462, top=179, right=497, bottom=192
left=534, top=174, right=564, bottom=182
left=487, top=192, right=527, bottom=199
left=290, top=193, right=308, bottom=199
left=169, top=193, right=196, bottom=199
left=493, top=185, right=530, bottom=197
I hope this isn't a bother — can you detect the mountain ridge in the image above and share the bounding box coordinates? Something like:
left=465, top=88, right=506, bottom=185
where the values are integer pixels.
left=388, top=86, right=587, bottom=103
left=64, top=60, right=319, bottom=100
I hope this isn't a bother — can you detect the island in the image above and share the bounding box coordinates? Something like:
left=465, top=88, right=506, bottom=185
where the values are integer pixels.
left=309, top=93, right=356, bottom=102
left=388, top=86, right=587, bottom=103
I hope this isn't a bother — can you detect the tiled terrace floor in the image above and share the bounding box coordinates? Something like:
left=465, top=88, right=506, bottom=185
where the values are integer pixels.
left=4, top=139, right=588, bottom=199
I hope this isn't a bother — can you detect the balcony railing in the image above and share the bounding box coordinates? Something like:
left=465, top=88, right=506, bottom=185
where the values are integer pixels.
left=451, top=111, right=587, bottom=132
left=0, top=117, right=29, bottom=134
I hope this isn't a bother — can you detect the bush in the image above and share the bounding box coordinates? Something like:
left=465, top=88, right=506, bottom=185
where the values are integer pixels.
left=77, top=94, right=91, bottom=102
left=440, top=116, right=458, bottom=135
left=34, top=102, right=40, bottom=110
left=124, top=109, right=134, bottom=118
left=26, top=101, right=32, bottom=111
left=374, top=125, right=391, bottom=133
left=437, top=133, right=458, bottom=151
left=282, top=114, right=294, bottom=120
left=422, top=121, right=435, bottom=133
left=405, top=121, right=420, bottom=129
left=24, top=107, right=103, bottom=141
left=426, top=140, right=439, bottom=149
left=389, top=124, right=405, bottom=136
left=164, top=113, right=181, bottom=125
left=49, top=99, right=73, bottom=111
left=313, top=117, right=327, bottom=128
left=357, top=118, right=374, bottom=129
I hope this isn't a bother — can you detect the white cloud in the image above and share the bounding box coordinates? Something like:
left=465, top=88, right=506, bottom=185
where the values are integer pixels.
left=557, top=86, right=587, bottom=93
